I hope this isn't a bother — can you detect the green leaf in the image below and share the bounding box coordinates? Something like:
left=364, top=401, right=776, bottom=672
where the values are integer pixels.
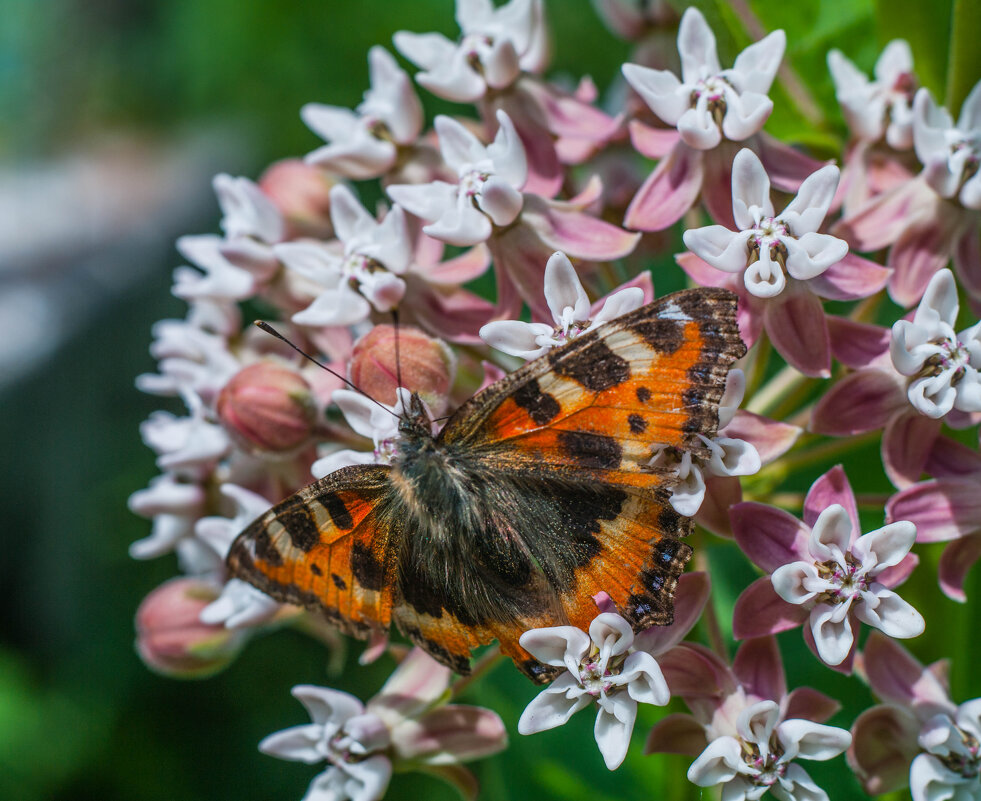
left=946, top=0, right=981, bottom=113
left=873, top=0, right=953, bottom=97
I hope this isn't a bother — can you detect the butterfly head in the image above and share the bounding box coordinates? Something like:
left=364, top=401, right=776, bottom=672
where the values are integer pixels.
left=397, top=392, right=436, bottom=440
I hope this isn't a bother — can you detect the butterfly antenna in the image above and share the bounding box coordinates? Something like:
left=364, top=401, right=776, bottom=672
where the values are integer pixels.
left=253, top=321, right=399, bottom=418
left=392, top=310, right=405, bottom=396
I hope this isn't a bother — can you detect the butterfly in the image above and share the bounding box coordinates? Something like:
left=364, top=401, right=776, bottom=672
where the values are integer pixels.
left=228, top=287, right=745, bottom=683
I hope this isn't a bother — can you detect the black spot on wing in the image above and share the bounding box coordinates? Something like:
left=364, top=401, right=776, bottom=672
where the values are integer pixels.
left=253, top=528, right=284, bottom=566
left=624, top=539, right=693, bottom=628
left=628, top=414, right=647, bottom=434
left=657, top=505, right=684, bottom=534
left=632, top=319, right=684, bottom=354
left=551, top=339, right=630, bottom=391
left=350, top=542, right=386, bottom=591
left=557, top=430, right=622, bottom=470
left=636, top=386, right=651, bottom=403
left=322, top=493, right=354, bottom=530
left=278, top=504, right=320, bottom=552
left=512, top=379, right=561, bottom=425
left=331, top=572, right=347, bottom=590
left=310, top=563, right=323, bottom=576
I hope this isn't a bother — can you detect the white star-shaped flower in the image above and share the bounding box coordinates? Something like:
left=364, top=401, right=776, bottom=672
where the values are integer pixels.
left=518, top=611, right=670, bottom=770
left=911, top=699, right=981, bottom=801
left=891, top=268, right=981, bottom=418
left=478, top=251, right=644, bottom=359
left=302, top=47, right=423, bottom=180
left=622, top=7, right=784, bottom=149
left=688, top=699, right=851, bottom=801
left=277, top=185, right=411, bottom=327
left=827, top=40, right=916, bottom=148
left=387, top=110, right=527, bottom=247
left=771, top=504, right=924, bottom=666
left=394, top=0, right=546, bottom=102
left=683, top=148, right=847, bottom=298
left=913, top=81, right=981, bottom=209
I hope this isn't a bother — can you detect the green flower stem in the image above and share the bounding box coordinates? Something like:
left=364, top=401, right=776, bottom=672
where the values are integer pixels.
left=745, top=363, right=809, bottom=417
left=451, top=646, right=502, bottom=699
left=694, top=547, right=729, bottom=659
left=744, top=333, right=773, bottom=401
left=768, top=431, right=881, bottom=475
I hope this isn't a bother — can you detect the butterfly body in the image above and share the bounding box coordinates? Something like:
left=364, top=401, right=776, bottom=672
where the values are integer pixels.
left=229, top=288, right=746, bottom=681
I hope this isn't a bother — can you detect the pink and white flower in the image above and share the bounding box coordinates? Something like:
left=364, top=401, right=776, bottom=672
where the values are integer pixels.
left=828, top=40, right=916, bottom=149
left=891, top=268, right=981, bottom=418
left=277, top=185, right=412, bottom=326
left=914, top=82, right=981, bottom=211
left=260, top=649, right=507, bottom=801
left=518, top=611, right=670, bottom=770
left=302, top=47, right=423, bottom=180
left=393, top=0, right=546, bottom=103
left=479, top=251, right=645, bottom=358
left=388, top=111, right=527, bottom=247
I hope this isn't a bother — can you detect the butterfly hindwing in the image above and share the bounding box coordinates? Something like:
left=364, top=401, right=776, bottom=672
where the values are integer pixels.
left=227, top=464, right=397, bottom=639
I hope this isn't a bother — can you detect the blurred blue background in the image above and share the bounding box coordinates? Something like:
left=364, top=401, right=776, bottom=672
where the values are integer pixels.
left=1, top=1, right=977, bottom=799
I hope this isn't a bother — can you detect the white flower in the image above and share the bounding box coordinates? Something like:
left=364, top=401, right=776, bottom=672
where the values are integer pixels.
left=622, top=7, right=784, bottom=150
left=891, top=268, right=981, bottom=418
left=911, top=699, right=981, bottom=801
left=128, top=474, right=206, bottom=560
left=172, top=235, right=256, bottom=301
left=140, top=392, right=231, bottom=476
left=311, top=388, right=421, bottom=478
left=688, top=699, right=851, bottom=801
left=387, top=110, right=527, bottom=247
left=277, top=185, right=411, bottom=327
left=214, top=174, right=285, bottom=244
left=517, top=611, right=670, bottom=770
left=394, top=0, right=546, bottom=102
left=827, top=40, right=916, bottom=149
left=771, top=504, right=924, bottom=666
left=913, top=82, right=981, bottom=209
left=260, top=686, right=393, bottom=801
left=479, top=251, right=644, bottom=359
left=648, top=369, right=761, bottom=516
left=683, top=148, right=847, bottom=298
left=302, top=47, right=423, bottom=180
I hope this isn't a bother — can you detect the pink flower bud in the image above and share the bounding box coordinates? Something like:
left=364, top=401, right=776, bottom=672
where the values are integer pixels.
left=350, top=325, right=455, bottom=415
left=135, top=578, right=243, bottom=678
left=217, top=362, right=316, bottom=455
left=258, top=159, right=336, bottom=240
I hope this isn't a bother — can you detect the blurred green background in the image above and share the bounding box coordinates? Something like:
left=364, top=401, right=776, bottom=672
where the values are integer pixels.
left=1, top=0, right=979, bottom=799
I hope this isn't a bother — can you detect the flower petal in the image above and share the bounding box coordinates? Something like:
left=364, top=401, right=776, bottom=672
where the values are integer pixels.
left=776, top=719, right=851, bottom=761
left=594, top=694, right=637, bottom=770
left=731, top=148, right=773, bottom=228
left=882, top=410, right=942, bottom=489
left=687, top=736, right=745, bottom=787
left=809, top=604, right=855, bottom=666
left=645, top=713, right=708, bottom=756
left=543, top=251, right=590, bottom=327
left=803, top=465, right=860, bottom=532
left=852, top=521, right=917, bottom=573
left=517, top=674, right=591, bottom=734
left=938, top=534, right=981, bottom=602
left=853, top=587, right=925, bottom=638
left=733, top=576, right=810, bottom=639
left=633, top=572, right=711, bottom=656
left=848, top=705, right=922, bottom=795
left=390, top=705, right=507, bottom=764
left=809, top=252, right=892, bottom=301
left=733, top=636, right=786, bottom=702
left=763, top=287, right=830, bottom=377
left=624, top=141, right=705, bottom=232
left=731, top=502, right=810, bottom=572
left=809, top=368, right=906, bottom=435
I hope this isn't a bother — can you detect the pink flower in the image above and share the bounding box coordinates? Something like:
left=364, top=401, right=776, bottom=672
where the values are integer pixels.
left=652, top=637, right=850, bottom=801
left=260, top=648, right=507, bottom=801
left=302, top=47, right=423, bottom=180
left=849, top=633, right=981, bottom=801
left=732, top=465, right=921, bottom=671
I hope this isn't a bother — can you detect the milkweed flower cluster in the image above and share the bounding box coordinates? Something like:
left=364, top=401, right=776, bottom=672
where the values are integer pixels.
left=128, top=2, right=981, bottom=799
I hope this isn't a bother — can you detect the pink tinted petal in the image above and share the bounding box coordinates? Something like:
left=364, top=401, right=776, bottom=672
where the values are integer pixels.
left=644, top=714, right=708, bottom=756
left=732, top=576, right=810, bottom=639
left=490, top=92, right=562, bottom=198
left=754, top=132, right=826, bottom=192
left=861, top=631, right=953, bottom=713
left=881, top=410, right=942, bottom=489
left=938, top=535, right=981, bottom=602
left=694, top=475, right=742, bottom=537
left=415, top=765, right=479, bottom=801
left=924, top=436, right=981, bottom=478
left=624, top=141, right=705, bottom=232
left=887, top=478, right=981, bottom=542
left=953, top=222, right=981, bottom=300
left=834, top=180, right=932, bottom=252
left=370, top=648, right=451, bottom=724
left=657, top=643, right=734, bottom=699
left=675, top=251, right=737, bottom=289
left=409, top=283, right=500, bottom=345
left=419, top=244, right=491, bottom=285
left=876, top=552, right=920, bottom=589
left=731, top=502, right=810, bottom=571
left=848, top=705, right=921, bottom=795
left=519, top=79, right=621, bottom=148
left=763, top=288, right=831, bottom=378
left=724, top=411, right=800, bottom=464
left=390, top=705, right=507, bottom=764
left=733, top=636, right=786, bottom=702
left=804, top=465, right=860, bottom=532
left=701, top=144, right=738, bottom=229
left=809, top=369, right=906, bottom=435
left=887, top=217, right=960, bottom=306
left=809, top=253, right=892, bottom=301
left=827, top=317, right=891, bottom=369
left=628, top=120, right=681, bottom=160
left=522, top=197, right=640, bottom=260
left=633, top=572, right=710, bottom=656
left=487, top=223, right=553, bottom=320
left=784, top=687, right=840, bottom=724
left=590, top=272, right=654, bottom=320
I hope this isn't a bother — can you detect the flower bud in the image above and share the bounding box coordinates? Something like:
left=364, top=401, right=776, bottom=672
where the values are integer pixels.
left=258, top=159, right=336, bottom=240
left=217, top=362, right=316, bottom=455
left=350, top=325, right=456, bottom=416
left=135, top=578, right=244, bottom=678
